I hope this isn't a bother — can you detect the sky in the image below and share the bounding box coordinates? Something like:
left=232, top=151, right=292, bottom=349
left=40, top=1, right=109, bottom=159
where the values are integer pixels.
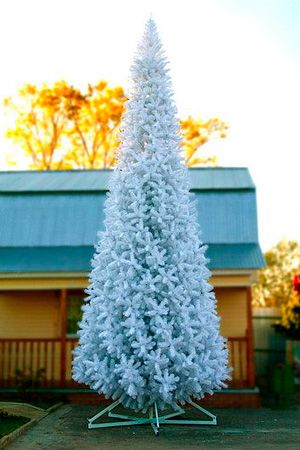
left=0, top=0, right=299, bottom=251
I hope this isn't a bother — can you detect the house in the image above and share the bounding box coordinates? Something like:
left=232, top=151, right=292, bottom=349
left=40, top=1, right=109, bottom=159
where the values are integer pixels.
left=0, top=167, right=265, bottom=406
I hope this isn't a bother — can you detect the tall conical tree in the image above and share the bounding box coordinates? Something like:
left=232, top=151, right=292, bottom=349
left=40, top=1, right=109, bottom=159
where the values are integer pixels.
left=73, top=19, right=229, bottom=412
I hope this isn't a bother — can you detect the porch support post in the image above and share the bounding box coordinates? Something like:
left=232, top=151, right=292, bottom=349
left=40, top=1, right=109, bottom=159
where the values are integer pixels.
left=60, top=288, right=67, bottom=386
left=246, top=287, right=255, bottom=386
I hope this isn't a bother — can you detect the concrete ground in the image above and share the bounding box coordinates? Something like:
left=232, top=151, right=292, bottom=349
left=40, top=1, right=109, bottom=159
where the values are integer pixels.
left=6, top=403, right=300, bottom=450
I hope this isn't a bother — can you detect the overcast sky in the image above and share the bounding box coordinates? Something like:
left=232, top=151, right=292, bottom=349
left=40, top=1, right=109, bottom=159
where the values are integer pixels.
left=0, top=0, right=299, bottom=251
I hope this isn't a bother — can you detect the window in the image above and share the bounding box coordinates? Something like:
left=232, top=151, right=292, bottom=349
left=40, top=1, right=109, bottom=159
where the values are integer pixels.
left=67, top=292, right=85, bottom=336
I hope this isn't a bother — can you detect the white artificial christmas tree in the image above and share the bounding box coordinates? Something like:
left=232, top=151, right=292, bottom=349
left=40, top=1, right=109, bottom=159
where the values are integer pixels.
left=73, top=18, right=230, bottom=415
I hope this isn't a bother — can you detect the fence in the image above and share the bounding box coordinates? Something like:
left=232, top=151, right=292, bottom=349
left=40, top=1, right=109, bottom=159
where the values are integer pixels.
left=253, top=308, right=286, bottom=377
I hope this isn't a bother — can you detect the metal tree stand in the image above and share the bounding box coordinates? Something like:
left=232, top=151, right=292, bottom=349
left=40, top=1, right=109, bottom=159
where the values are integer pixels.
left=88, top=396, right=217, bottom=436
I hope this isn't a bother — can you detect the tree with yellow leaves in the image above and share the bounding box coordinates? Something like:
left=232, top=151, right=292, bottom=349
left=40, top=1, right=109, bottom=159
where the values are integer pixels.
left=64, top=81, right=126, bottom=169
left=4, top=81, right=126, bottom=170
left=252, top=240, right=300, bottom=309
left=180, top=116, right=228, bottom=166
left=4, top=81, right=227, bottom=169
left=252, top=240, right=300, bottom=338
left=4, top=81, right=84, bottom=170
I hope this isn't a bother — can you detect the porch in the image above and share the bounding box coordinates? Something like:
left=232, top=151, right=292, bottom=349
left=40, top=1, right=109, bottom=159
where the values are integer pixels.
left=0, top=336, right=253, bottom=389
left=0, top=282, right=255, bottom=391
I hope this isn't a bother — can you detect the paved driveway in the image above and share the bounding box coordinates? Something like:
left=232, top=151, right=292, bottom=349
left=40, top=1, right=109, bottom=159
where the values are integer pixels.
left=6, top=403, right=300, bottom=450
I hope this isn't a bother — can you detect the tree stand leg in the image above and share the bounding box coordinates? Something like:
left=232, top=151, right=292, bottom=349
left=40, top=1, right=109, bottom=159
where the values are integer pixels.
left=87, top=398, right=217, bottom=435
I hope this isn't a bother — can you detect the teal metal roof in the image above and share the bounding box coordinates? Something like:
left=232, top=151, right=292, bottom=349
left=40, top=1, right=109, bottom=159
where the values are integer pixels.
left=0, top=193, right=106, bottom=247
left=0, top=168, right=265, bottom=273
left=0, top=244, right=264, bottom=272
left=0, top=191, right=257, bottom=246
left=0, top=167, right=255, bottom=192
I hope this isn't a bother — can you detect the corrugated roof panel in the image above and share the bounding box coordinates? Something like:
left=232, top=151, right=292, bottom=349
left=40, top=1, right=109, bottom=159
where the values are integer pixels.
left=0, top=247, right=92, bottom=272
left=195, top=191, right=258, bottom=243
left=0, top=244, right=265, bottom=272
left=0, top=193, right=105, bottom=247
left=0, top=168, right=264, bottom=272
left=189, top=168, right=255, bottom=190
left=207, top=244, right=265, bottom=269
left=0, top=168, right=255, bottom=192
left=0, top=170, right=111, bottom=192
left=0, top=190, right=258, bottom=247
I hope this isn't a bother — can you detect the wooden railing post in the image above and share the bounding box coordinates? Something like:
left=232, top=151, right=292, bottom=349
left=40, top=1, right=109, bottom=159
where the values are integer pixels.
left=60, top=289, right=67, bottom=387
left=246, top=287, right=255, bottom=387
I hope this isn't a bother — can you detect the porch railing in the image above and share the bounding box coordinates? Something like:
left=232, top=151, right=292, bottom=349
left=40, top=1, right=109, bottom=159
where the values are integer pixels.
left=0, top=338, right=78, bottom=388
left=0, top=336, right=253, bottom=388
